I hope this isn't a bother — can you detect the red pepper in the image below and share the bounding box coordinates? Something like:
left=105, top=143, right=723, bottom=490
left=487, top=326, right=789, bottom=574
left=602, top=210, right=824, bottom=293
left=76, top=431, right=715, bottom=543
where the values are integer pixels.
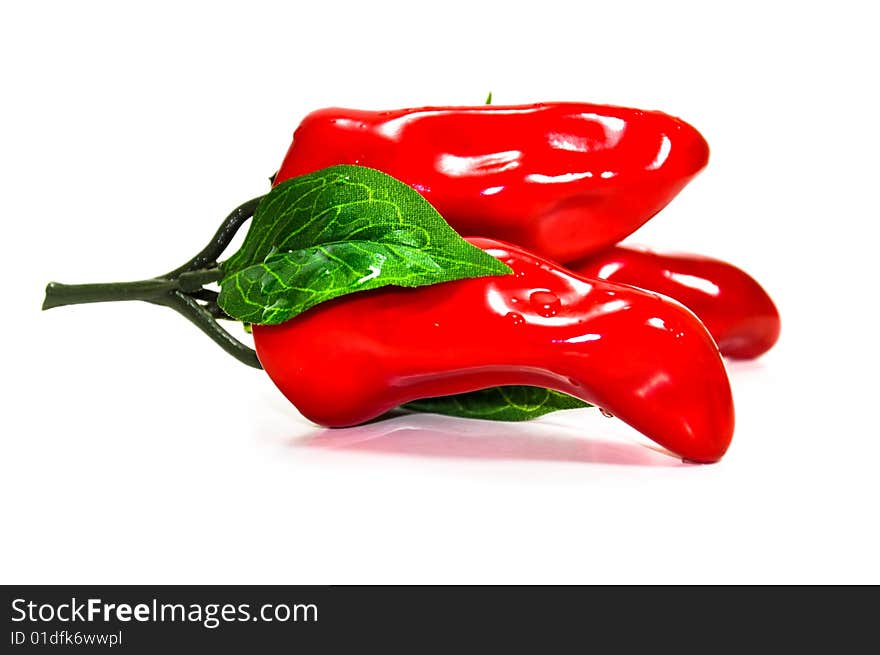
left=273, top=103, right=710, bottom=262
left=252, top=238, right=735, bottom=463
left=569, top=246, right=781, bottom=359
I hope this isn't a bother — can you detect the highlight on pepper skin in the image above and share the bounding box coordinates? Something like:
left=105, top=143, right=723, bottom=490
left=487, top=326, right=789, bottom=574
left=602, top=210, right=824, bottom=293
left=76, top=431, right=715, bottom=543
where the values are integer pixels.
left=273, top=102, right=710, bottom=262
left=252, top=238, right=735, bottom=463
left=569, top=245, right=781, bottom=359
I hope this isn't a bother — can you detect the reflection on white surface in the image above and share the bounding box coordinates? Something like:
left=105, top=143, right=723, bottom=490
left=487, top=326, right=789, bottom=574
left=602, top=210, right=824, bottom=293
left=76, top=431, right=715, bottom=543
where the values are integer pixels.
left=300, top=413, right=683, bottom=467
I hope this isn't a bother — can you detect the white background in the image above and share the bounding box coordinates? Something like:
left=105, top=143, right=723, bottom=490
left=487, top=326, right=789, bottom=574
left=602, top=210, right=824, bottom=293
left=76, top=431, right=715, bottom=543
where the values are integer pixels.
left=2, top=1, right=877, bottom=583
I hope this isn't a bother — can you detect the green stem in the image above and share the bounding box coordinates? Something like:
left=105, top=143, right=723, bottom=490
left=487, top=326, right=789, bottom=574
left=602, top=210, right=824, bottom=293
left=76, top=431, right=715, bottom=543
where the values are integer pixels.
left=42, top=278, right=177, bottom=310
left=42, top=274, right=262, bottom=369
left=178, top=268, right=224, bottom=292
left=164, top=292, right=262, bottom=369
left=164, top=195, right=264, bottom=278
left=42, top=196, right=266, bottom=369
left=42, top=269, right=223, bottom=310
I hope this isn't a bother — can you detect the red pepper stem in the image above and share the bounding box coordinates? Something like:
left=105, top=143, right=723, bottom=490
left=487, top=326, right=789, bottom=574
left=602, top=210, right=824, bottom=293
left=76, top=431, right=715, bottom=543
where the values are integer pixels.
left=42, top=196, right=268, bottom=370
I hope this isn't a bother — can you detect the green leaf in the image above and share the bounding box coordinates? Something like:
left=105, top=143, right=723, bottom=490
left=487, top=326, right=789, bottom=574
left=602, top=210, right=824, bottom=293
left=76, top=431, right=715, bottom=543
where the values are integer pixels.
left=403, top=386, right=591, bottom=422
left=485, top=91, right=493, bottom=105
left=219, top=165, right=511, bottom=325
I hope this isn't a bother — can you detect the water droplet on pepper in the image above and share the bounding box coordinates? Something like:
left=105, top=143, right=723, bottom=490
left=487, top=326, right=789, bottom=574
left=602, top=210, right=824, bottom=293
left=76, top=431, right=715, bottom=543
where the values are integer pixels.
left=530, top=290, right=561, bottom=317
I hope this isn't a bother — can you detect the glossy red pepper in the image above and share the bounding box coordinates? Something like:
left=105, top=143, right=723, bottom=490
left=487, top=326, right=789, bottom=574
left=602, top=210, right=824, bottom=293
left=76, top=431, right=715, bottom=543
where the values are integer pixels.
left=569, top=246, right=781, bottom=359
left=273, top=103, right=710, bottom=262
left=252, top=238, right=735, bottom=463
